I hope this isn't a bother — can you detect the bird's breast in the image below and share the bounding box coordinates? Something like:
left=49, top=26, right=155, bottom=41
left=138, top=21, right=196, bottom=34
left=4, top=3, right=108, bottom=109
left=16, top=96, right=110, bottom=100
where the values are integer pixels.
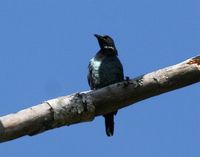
left=90, top=56, right=123, bottom=88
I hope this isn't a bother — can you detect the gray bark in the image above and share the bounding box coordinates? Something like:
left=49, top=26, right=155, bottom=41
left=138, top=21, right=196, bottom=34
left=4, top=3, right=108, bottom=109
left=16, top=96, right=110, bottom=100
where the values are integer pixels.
left=0, top=55, right=200, bottom=143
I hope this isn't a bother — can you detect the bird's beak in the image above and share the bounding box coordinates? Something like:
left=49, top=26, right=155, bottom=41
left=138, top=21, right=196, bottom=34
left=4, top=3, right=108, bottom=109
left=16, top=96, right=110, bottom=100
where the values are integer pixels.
left=94, top=34, right=103, bottom=39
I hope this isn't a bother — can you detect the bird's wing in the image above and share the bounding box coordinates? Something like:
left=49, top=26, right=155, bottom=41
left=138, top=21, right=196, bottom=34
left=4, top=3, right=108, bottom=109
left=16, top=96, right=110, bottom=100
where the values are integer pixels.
left=87, top=60, right=95, bottom=89
left=112, top=57, right=124, bottom=81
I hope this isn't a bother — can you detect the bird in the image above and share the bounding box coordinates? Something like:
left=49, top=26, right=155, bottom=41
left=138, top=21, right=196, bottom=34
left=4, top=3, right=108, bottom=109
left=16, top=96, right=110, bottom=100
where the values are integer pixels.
left=87, top=34, right=124, bottom=136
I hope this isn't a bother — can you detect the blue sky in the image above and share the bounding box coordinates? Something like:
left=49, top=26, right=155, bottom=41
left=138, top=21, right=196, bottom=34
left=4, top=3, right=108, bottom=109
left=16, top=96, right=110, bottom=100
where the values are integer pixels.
left=0, top=0, right=200, bottom=156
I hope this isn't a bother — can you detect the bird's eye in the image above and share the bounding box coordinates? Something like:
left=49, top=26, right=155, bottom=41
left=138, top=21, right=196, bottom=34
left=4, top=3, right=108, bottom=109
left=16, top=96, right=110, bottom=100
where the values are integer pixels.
left=103, top=36, right=109, bottom=39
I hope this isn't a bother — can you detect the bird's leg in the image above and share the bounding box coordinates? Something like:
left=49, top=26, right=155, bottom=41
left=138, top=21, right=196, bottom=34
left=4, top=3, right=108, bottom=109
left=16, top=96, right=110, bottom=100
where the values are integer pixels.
left=123, top=76, right=132, bottom=87
left=125, top=76, right=130, bottom=81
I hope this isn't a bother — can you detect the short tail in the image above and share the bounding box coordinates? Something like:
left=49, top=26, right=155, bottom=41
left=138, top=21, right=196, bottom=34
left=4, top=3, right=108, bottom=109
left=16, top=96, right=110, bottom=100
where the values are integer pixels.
left=104, top=113, right=115, bottom=137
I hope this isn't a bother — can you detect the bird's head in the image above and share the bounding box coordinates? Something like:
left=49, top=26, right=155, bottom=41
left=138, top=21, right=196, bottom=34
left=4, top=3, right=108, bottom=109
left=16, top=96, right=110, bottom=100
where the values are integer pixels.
left=94, top=34, right=118, bottom=56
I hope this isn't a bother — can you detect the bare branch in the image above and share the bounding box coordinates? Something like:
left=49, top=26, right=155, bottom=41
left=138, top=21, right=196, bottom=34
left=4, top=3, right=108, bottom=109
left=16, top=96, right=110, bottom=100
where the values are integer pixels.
left=0, top=55, right=200, bottom=143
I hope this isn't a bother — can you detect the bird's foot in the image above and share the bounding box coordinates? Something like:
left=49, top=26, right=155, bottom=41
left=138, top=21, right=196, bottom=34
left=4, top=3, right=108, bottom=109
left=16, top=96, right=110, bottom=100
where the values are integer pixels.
left=123, top=76, right=132, bottom=87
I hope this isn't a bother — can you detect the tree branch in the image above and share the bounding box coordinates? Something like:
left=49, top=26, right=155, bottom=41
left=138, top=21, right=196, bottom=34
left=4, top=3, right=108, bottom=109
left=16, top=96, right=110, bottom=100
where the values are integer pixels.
left=0, top=55, right=200, bottom=143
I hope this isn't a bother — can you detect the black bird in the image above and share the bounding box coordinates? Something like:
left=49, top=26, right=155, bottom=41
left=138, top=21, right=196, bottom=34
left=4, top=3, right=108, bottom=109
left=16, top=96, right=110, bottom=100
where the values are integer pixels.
left=88, top=34, right=124, bottom=136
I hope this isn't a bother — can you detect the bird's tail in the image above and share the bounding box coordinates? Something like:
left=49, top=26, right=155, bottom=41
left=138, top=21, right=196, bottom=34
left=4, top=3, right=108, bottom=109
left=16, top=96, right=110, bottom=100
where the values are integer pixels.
left=104, top=113, right=115, bottom=137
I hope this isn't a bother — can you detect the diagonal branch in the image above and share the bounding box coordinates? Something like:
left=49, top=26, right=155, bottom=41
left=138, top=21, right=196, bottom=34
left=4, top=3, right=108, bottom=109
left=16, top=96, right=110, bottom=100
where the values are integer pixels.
left=0, top=55, right=200, bottom=143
